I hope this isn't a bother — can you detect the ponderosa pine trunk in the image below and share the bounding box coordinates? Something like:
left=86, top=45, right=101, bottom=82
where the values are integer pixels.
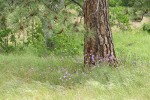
left=83, top=0, right=117, bottom=66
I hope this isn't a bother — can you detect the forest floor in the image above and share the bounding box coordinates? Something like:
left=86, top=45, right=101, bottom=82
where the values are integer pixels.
left=131, top=16, right=150, bottom=29
left=0, top=29, right=150, bottom=100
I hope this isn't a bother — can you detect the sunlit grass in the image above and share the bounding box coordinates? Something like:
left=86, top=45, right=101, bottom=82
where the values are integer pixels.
left=0, top=30, right=150, bottom=100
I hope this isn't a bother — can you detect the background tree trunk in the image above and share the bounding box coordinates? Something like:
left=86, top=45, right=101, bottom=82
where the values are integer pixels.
left=84, top=0, right=117, bottom=66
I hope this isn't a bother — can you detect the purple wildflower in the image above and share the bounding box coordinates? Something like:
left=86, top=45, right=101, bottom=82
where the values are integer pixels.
left=109, top=56, right=114, bottom=60
left=86, top=60, right=88, bottom=63
left=91, top=55, right=95, bottom=62
left=64, top=75, right=67, bottom=78
left=105, top=58, right=109, bottom=61
left=90, top=50, right=92, bottom=52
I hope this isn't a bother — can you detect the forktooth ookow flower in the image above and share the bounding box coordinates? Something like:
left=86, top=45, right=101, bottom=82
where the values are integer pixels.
left=64, top=75, right=67, bottom=78
left=109, top=56, right=114, bottom=60
left=91, top=55, right=95, bottom=62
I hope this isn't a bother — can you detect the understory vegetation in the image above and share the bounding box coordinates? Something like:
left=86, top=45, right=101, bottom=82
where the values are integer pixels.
left=0, top=0, right=150, bottom=99
left=0, top=30, right=150, bottom=100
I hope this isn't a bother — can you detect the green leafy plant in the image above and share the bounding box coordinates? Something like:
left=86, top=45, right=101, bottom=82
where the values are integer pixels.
left=109, top=0, right=122, bottom=7
left=47, top=31, right=83, bottom=55
left=110, top=6, right=130, bottom=30
left=143, top=23, right=150, bottom=33
left=0, top=29, right=15, bottom=52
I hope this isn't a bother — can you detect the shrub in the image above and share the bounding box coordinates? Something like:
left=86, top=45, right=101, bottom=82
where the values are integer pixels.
left=0, top=29, right=16, bottom=52
left=143, top=23, right=150, bottom=33
left=45, top=9, right=84, bottom=56
left=110, top=6, right=130, bottom=30
left=26, top=25, right=48, bottom=56
left=109, top=0, right=122, bottom=7
left=47, top=31, right=83, bottom=55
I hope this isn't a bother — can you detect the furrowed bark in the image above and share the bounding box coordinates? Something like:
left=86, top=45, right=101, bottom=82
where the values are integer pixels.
left=84, top=0, right=117, bottom=66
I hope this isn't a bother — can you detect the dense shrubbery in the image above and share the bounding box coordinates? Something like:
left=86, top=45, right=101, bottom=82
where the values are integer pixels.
left=109, top=0, right=122, bottom=7
left=0, top=8, right=84, bottom=56
left=47, top=32, right=83, bottom=55
left=110, top=6, right=130, bottom=30
left=0, top=29, right=15, bottom=52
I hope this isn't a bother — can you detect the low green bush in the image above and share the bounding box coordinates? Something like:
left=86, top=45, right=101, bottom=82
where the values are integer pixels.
left=110, top=6, right=130, bottom=30
left=0, top=29, right=16, bottom=53
left=47, top=31, right=83, bottom=55
left=143, top=23, right=150, bottom=33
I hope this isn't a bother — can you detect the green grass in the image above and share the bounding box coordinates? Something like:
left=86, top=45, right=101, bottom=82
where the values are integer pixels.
left=0, top=30, right=150, bottom=100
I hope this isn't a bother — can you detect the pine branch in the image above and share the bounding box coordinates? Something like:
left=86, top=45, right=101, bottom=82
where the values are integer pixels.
left=71, top=0, right=82, bottom=9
